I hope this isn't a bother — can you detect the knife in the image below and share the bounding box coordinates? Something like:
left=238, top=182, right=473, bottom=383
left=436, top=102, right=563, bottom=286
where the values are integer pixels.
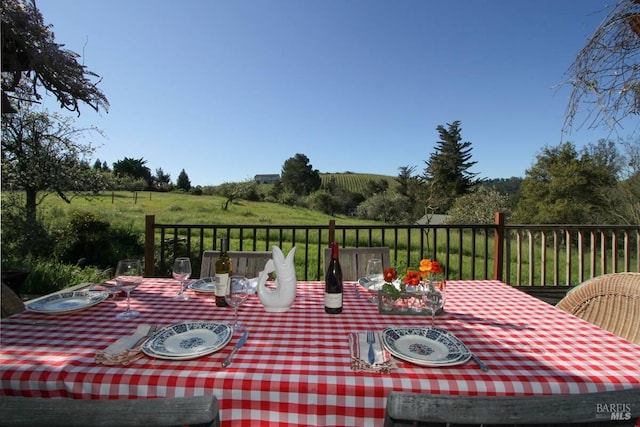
left=471, top=353, right=489, bottom=372
left=221, top=331, right=248, bottom=368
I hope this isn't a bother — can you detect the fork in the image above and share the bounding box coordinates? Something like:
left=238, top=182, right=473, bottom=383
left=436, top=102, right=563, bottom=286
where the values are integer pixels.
left=366, top=330, right=376, bottom=364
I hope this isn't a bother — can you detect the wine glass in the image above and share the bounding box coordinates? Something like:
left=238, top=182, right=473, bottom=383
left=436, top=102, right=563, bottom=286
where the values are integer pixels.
left=364, top=258, right=384, bottom=303
left=172, top=257, right=192, bottom=300
left=225, top=276, right=249, bottom=332
left=114, top=259, right=142, bottom=320
left=422, top=283, right=444, bottom=328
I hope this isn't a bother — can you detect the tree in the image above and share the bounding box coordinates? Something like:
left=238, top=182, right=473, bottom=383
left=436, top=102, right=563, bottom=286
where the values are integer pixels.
left=447, top=187, right=511, bottom=224
left=514, top=141, right=619, bottom=224
left=1, top=108, right=106, bottom=224
left=112, top=157, right=152, bottom=187
left=423, top=121, right=479, bottom=212
left=564, top=0, right=640, bottom=133
left=357, top=191, right=412, bottom=223
left=176, top=169, right=191, bottom=191
left=154, top=167, right=171, bottom=190
left=1, top=0, right=108, bottom=115
left=280, top=153, right=321, bottom=199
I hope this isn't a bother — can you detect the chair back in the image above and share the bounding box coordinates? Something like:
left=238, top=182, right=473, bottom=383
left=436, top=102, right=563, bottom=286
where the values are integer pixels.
left=384, top=388, right=640, bottom=426
left=200, top=250, right=272, bottom=278
left=1, top=283, right=25, bottom=318
left=0, top=394, right=219, bottom=427
left=323, top=247, right=390, bottom=281
left=556, top=272, right=640, bottom=344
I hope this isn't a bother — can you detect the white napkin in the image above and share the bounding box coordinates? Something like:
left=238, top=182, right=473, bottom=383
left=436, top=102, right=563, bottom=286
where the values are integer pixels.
left=95, top=324, right=155, bottom=366
left=348, top=331, right=395, bottom=373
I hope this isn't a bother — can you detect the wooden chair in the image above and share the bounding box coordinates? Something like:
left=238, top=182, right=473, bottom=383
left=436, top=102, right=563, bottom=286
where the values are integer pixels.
left=323, top=247, right=391, bottom=281
left=384, top=388, right=640, bottom=426
left=556, top=272, right=640, bottom=344
left=0, top=394, right=220, bottom=427
left=200, top=250, right=272, bottom=278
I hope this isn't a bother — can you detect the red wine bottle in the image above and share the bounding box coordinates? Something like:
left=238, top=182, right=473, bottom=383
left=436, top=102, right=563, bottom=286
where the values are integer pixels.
left=324, top=242, right=343, bottom=314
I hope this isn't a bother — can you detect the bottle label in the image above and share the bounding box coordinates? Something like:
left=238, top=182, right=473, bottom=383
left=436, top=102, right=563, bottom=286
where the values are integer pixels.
left=324, top=292, right=343, bottom=308
left=215, top=273, right=229, bottom=297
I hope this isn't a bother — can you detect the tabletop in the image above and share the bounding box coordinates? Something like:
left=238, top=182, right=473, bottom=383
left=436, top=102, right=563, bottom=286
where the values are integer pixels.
left=1, top=279, right=640, bottom=426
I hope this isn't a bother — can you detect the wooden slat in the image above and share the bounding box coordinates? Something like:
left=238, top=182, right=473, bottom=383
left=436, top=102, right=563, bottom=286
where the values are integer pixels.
left=384, top=388, right=640, bottom=426
left=323, top=247, right=391, bottom=281
left=0, top=395, right=219, bottom=427
left=200, top=250, right=272, bottom=278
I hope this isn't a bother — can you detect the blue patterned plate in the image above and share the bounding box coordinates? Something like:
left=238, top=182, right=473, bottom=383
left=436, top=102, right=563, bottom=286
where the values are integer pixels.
left=141, top=322, right=233, bottom=360
left=188, top=277, right=216, bottom=293
left=25, top=291, right=109, bottom=314
left=381, top=327, right=471, bottom=367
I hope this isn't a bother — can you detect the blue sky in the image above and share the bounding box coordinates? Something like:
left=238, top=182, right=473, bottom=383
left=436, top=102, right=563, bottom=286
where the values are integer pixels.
left=35, top=0, right=625, bottom=186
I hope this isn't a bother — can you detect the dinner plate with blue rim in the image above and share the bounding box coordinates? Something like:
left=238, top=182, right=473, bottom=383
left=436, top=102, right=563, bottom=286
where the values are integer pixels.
left=381, top=326, right=471, bottom=367
left=188, top=277, right=216, bottom=293
left=141, top=321, right=233, bottom=360
left=25, top=291, right=110, bottom=314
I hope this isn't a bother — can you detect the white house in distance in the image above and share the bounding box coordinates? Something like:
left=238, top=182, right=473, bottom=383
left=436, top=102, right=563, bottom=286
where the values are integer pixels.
left=254, top=174, right=280, bottom=184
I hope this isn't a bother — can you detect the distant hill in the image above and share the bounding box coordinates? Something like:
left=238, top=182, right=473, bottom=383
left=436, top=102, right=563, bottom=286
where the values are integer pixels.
left=320, top=172, right=398, bottom=195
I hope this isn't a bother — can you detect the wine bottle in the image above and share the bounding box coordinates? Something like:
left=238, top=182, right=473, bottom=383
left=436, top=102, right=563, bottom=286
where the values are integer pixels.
left=324, top=242, right=343, bottom=314
left=215, top=237, right=231, bottom=307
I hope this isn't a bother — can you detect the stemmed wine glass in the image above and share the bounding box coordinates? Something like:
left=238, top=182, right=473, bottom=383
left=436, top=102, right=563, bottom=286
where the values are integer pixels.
left=364, top=258, right=383, bottom=303
left=172, top=257, right=192, bottom=300
left=114, top=259, right=143, bottom=320
left=225, top=276, right=249, bottom=332
left=422, top=282, right=444, bottom=328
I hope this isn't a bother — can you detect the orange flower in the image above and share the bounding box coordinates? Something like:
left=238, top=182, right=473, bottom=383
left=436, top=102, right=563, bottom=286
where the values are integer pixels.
left=383, top=267, right=397, bottom=282
left=419, top=259, right=433, bottom=278
left=418, top=259, right=444, bottom=276
left=404, top=270, right=422, bottom=286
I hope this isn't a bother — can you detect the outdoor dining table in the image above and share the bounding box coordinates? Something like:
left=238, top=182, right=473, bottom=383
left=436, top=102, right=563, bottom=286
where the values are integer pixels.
left=1, top=279, right=639, bottom=426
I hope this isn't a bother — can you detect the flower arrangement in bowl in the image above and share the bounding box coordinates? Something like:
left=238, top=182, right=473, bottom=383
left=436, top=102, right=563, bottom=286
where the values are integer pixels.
left=378, top=259, right=445, bottom=315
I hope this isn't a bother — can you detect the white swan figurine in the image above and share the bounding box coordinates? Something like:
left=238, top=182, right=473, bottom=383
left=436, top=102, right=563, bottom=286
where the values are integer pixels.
left=256, top=246, right=297, bottom=312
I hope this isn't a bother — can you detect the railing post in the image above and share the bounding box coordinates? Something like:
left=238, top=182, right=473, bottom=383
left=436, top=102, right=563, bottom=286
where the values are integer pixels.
left=493, top=212, right=505, bottom=282
left=144, top=215, right=156, bottom=277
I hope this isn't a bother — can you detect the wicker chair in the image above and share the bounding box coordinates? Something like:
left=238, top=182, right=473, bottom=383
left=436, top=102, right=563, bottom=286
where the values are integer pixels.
left=1, top=282, right=25, bottom=318
left=556, top=272, right=640, bottom=344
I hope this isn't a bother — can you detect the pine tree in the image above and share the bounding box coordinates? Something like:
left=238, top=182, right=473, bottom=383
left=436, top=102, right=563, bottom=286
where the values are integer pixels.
left=423, top=121, right=479, bottom=212
left=176, top=169, right=191, bottom=191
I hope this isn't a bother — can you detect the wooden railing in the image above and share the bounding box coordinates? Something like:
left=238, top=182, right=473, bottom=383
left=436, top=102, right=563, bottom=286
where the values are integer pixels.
left=144, top=214, right=640, bottom=288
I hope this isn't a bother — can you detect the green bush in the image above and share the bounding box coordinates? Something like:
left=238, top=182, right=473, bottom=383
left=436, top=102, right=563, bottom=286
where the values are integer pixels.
left=54, top=210, right=144, bottom=268
left=11, top=256, right=109, bottom=295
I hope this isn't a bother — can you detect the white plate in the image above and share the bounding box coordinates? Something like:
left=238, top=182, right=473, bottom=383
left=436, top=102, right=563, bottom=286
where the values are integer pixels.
left=188, top=277, right=216, bottom=293
left=141, top=322, right=233, bottom=360
left=25, top=291, right=110, bottom=314
left=381, top=327, right=471, bottom=367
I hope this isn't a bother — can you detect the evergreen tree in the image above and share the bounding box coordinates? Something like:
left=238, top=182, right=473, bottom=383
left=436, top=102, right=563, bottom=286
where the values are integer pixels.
left=423, top=121, right=479, bottom=212
left=176, top=169, right=191, bottom=191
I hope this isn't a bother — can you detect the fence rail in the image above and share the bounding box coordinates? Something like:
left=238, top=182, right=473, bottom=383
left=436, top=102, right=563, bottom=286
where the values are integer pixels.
left=143, top=214, right=640, bottom=287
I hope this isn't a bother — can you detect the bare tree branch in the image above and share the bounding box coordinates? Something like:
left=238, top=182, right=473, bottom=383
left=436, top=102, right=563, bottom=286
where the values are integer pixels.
left=564, top=0, right=640, bottom=134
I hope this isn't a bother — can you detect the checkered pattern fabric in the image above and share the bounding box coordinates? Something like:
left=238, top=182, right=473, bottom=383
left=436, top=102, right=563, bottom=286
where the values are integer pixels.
left=2, top=279, right=639, bottom=426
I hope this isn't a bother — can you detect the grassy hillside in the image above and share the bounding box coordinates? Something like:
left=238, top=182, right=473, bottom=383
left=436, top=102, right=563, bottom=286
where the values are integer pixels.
left=320, top=172, right=398, bottom=194
left=33, top=190, right=382, bottom=237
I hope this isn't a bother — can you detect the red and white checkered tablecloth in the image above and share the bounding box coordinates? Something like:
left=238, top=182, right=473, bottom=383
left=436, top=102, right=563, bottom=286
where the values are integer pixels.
left=1, top=279, right=639, bottom=426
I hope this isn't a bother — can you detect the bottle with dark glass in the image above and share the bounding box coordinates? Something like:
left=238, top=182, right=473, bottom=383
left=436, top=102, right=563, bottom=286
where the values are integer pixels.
left=215, top=237, right=231, bottom=307
left=324, top=242, right=343, bottom=314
